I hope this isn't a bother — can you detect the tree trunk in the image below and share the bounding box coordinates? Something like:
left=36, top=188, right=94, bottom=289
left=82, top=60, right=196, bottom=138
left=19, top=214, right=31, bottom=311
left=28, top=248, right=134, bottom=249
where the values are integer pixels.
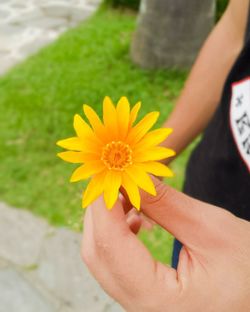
left=131, top=0, right=215, bottom=69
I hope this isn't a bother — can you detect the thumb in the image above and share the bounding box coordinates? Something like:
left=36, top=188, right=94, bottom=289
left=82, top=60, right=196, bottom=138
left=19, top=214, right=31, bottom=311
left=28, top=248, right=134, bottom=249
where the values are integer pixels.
left=140, top=176, right=233, bottom=251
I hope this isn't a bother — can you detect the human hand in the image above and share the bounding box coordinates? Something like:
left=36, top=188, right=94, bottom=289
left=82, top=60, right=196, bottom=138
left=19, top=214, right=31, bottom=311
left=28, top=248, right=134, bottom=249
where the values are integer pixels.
left=82, top=177, right=250, bottom=312
left=119, top=190, right=154, bottom=233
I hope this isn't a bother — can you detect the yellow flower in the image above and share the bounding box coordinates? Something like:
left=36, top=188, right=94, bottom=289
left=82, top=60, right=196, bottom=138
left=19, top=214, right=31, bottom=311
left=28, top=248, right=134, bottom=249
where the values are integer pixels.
left=57, top=96, right=175, bottom=210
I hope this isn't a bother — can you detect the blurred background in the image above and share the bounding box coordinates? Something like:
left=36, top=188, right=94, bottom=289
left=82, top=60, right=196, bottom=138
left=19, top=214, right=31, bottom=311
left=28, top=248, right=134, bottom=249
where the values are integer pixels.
left=0, top=0, right=228, bottom=311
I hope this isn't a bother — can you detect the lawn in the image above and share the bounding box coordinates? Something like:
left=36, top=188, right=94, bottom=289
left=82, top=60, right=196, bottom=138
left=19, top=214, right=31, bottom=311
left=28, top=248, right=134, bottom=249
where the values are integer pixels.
left=0, top=8, right=194, bottom=264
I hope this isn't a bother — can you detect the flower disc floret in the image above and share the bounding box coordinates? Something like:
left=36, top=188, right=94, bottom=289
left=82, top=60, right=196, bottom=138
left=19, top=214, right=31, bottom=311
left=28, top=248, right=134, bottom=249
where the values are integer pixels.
left=101, top=141, right=132, bottom=171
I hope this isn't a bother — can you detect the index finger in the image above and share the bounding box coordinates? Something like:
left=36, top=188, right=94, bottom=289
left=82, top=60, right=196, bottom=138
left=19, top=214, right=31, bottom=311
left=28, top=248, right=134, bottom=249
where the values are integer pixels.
left=86, top=195, right=178, bottom=301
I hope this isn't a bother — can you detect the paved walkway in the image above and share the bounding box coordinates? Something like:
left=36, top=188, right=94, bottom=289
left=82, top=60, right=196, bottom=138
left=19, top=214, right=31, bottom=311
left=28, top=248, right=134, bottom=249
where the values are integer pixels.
left=0, top=203, right=122, bottom=312
left=0, top=0, right=101, bottom=75
left=0, top=1, right=123, bottom=311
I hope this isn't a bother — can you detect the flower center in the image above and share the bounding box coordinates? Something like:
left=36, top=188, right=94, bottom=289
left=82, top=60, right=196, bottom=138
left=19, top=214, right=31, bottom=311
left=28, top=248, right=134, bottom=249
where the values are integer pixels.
left=101, top=141, right=132, bottom=171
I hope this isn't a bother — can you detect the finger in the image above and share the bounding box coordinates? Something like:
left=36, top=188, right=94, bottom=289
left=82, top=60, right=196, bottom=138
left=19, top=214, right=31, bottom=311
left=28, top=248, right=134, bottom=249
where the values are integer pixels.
left=82, top=201, right=144, bottom=304
left=140, top=176, right=233, bottom=251
left=140, top=214, right=155, bottom=230
left=120, top=189, right=153, bottom=230
left=120, top=186, right=133, bottom=213
left=126, top=210, right=154, bottom=231
left=82, top=206, right=122, bottom=300
left=126, top=213, right=142, bottom=234
left=85, top=195, right=178, bottom=304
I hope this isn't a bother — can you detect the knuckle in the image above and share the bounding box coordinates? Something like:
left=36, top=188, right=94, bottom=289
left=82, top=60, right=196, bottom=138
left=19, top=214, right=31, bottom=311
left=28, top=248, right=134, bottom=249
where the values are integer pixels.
left=96, top=239, right=112, bottom=257
left=94, top=231, right=114, bottom=259
left=93, top=226, right=129, bottom=263
left=142, top=178, right=169, bottom=207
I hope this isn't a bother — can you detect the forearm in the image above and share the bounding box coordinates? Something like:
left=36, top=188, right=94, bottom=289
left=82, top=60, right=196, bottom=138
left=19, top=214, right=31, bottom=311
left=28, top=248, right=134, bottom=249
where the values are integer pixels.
left=162, top=1, right=248, bottom=159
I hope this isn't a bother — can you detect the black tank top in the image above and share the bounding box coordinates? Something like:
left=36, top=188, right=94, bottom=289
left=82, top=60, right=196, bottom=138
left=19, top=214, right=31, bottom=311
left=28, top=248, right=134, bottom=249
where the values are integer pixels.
left=184, top=6, right=250, bottom=220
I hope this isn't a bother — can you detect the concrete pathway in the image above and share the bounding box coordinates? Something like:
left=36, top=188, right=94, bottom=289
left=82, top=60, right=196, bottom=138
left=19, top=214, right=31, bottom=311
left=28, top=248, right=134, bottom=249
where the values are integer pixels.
left=0, top=1, right=123, bottom=310
left=0, top=203, right=123, bottom=312
left=0, top=0, right=101, bottom=75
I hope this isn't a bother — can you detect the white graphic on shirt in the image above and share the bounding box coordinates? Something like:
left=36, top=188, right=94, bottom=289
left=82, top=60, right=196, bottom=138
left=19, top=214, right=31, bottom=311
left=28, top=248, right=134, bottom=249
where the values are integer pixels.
left=230, top=77, right=250, bottom=171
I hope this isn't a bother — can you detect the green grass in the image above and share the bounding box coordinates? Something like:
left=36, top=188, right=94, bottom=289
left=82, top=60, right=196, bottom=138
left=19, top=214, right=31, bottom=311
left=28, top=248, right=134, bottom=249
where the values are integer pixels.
left=216, top=0, right=229, bottom=21
left=0, top=9, right=193, bottom=264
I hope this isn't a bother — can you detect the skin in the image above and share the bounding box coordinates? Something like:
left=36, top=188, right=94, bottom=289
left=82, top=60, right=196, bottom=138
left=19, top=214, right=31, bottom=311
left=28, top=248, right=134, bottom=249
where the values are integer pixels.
left=82, top=177, right=250, bottom=311
left=161, top=0, right=249, bottom=158
left=82, top=0, right=250, bottom=310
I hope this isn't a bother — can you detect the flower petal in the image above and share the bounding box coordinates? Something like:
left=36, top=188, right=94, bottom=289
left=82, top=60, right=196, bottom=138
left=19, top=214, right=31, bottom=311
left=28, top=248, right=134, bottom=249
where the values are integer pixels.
left=56, top=137, right=83, bottom=151
left=82, top=170, right=107, bottom=208
left=117, top=96, right=130, bottom=140
left=103, top=96, right=118, bottom=140
left=121, top=172, right=140, bottom=210
left=133, top=147, right=176, bottom=162
left=70, top=161, right=105, bottom=182
left=83, top=104, right=107, bottom=142
left=103, top=170, right=122, bottom=209
left=134, top=128, right=173, bottom=151
left=125, top=164, right=156, bottom=196
left=129, top=101, right=141, bottom=128
left=57, top=151, right=99, bottom=163
left=136, top=162, right=174, bottom=177
left=126, top=111, right=159, bottom=146
left=73, top=114, right=94, bottom=139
